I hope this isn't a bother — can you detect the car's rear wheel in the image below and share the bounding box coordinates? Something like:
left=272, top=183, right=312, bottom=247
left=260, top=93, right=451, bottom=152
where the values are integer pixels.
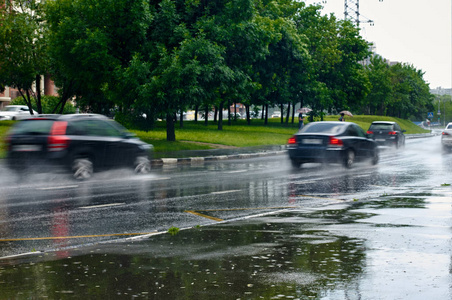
left=72, top=158, right=93, bottom=180
left=343, top=149, right=355, bottom=168
left=290, top=160, right=301, bottom=168
left=134, top=156, right=151, bottom=174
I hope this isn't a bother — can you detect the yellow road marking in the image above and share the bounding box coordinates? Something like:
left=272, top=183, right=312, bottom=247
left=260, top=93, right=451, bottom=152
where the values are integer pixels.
left=0, top=232, right=158, bottom=242
left=185, top=210, right=224, bottom=222
left=201, top=206, right=296, bottom=212
left=185, top=206, right=297, bottom=222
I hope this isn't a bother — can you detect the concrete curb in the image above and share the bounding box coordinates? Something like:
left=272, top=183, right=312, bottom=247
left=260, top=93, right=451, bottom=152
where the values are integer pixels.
left=151, top=150, right=287, bottom=166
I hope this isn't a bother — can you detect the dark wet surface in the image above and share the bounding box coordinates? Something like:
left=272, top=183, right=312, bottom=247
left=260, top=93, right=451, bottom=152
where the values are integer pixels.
left=0, top=135, right=451, bottom=299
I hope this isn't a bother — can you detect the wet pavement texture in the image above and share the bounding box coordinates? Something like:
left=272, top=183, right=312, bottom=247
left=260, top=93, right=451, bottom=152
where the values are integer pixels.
left=0, top=135, right=452, bottom=299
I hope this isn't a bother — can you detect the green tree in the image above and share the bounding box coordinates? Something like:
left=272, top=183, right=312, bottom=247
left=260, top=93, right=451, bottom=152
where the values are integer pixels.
left=387, top=63, right=433, bottom=119
left=362, top=55, right=393, bottom=115
left=45, top=0, right=152, bottom=115
left=195, top=0, right=277, bottom=130
left=294, top=4, right=371, bottom=115
left=0, top=0, right=48, bottom=114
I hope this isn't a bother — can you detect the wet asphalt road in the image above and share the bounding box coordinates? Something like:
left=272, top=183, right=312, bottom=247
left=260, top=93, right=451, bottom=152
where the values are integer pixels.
left=1, top=134, right=452, bottom=299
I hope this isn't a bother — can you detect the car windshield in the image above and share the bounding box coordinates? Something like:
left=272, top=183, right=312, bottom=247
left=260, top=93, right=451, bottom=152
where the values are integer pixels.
left=301, top=123, right=345, bottom=134
left=447, top=124, right=452, bottom=130
left=369, top=124, right=393, bottom=130
left=9, top=119, right=55, bottom=135
left=2, top=106, right=21, bottom=112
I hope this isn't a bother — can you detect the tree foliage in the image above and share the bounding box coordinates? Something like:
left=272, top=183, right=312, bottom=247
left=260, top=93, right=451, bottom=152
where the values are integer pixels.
left=0, top=0, right=48, bottom=114
left=0, top=0, right=435, bottom=140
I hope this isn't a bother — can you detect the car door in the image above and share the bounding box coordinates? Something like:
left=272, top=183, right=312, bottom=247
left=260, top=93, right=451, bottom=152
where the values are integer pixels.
left=69, top=119, right=112, bottom=169
left=88, top=119, right=127, bottom=168
left=345, top=124, right=369, bottom=160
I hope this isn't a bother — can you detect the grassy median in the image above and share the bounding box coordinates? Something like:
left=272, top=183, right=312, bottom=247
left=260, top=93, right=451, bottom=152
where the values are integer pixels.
left=0, top=115, right=430, bottom=159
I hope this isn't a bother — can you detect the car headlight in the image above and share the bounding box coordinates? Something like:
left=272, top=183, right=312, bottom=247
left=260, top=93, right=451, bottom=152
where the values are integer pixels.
left=139, top=144, right=154, bottom=151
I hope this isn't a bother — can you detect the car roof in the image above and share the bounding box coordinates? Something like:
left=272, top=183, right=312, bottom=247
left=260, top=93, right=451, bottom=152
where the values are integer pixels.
left=370, top=121, right=396, bottom=125
left=26, top=113, right=108, bottom=120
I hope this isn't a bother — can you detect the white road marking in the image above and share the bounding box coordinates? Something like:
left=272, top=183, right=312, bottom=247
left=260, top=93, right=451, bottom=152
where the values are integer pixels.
left=210, top=190, right=241, bottom=195
left=37, top=185, right=79, bottom=190
left=226, top=170, right=248, bottom=174
left=80, top=203, right=125, bottom=209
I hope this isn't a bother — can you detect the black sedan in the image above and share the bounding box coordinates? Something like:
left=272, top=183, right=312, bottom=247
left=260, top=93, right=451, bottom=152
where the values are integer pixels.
left=287, top=121, right=379, bottom=168
left=366, top=121, right=406, bottom=149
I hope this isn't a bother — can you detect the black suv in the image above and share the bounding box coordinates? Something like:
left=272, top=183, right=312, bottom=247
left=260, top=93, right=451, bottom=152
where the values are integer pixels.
left=366, top=121, right=406, bottom=149
left=5, top=114, right=153, bottom=180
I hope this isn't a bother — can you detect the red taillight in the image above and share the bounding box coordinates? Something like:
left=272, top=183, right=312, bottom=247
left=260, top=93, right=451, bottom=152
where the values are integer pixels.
left=288, top=136, right=297, bottom=144
left=388, top=131, right=397, bottom=135
left=443, top=132, right=449, bottom=136
left=48, top=121, right=69, bottom=151
left=366, top=130, right=373, bottom=134
left=329, top=136, right=344, bottom=146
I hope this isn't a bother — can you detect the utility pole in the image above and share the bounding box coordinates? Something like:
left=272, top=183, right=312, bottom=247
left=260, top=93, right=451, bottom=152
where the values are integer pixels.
left=344, top=0, right=383, bottom=28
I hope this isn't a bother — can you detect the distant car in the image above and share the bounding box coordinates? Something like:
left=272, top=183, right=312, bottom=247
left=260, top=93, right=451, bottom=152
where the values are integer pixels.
left=271, top=111, right=281, bottom=118
left=287, top=121, right=379, bottom=168
left=5, top=114, right=153, bottom=180
left=366, top=121, right=406, bottom=149
left=441, top=122, right=452, bottom=152
left=0, top=105, right=38, bottom=121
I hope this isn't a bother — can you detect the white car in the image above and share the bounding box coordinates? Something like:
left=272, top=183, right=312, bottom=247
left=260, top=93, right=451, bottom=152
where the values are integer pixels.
left=271, top=111, right=281, bottom=118
left=441, top=122, right=452, bottom=151
left=0, top=105, right=37, bottom=121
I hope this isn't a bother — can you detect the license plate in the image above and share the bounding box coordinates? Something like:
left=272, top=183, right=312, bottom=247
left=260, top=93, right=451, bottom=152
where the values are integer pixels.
left=302, top=139, right=323, bottom=145
left=12, top=145, right=42, bottom=152
left=376, top=139, right=385, bottom=142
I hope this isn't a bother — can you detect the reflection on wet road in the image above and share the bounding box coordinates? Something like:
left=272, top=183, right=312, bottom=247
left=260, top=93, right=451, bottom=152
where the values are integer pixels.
left=0, top=135, right=452, bottom=299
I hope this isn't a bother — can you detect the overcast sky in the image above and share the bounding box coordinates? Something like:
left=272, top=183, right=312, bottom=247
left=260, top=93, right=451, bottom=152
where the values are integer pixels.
left=303, top=0, right=451, bottom=89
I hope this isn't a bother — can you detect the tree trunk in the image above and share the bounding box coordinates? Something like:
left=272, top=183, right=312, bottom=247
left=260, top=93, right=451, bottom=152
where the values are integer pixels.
left=214, top=106, right=218, bottom=122
left=218, top=101, right=224, bottom=130
left=194, top=105, right=198, bottom=122
left=166, top=113, right=176, bottom=141
left=280, top=104, right=284, bottom=124
left=285, top=102, right=290, bottom=124
left=246, top=104, right=250, bottom=125
left=264, top=104, right=269, bottom=125
left=35, top=75, right=42, bottom=114
left=204, top=105, right=209, bottom=126
left=227, top=99, right=231, bottom=126
left=179, top=110, right=183, bottom=128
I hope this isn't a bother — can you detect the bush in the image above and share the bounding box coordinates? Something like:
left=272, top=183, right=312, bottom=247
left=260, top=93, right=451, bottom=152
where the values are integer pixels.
left=10, top=96, right=76, bottom=114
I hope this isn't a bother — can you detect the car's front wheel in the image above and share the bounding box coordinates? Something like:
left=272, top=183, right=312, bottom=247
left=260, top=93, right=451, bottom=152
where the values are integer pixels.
left=371, top=148, right=379, bottom=165
left=134, top=156, right=151, bottom=174
left=72, top=158, right=93, bottom=180
left=343, top=149, right=355, bottom=168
